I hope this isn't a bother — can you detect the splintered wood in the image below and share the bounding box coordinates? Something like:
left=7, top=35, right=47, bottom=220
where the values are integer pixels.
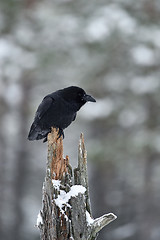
left=38, top=128, right=117, bottom=240
left=47, top=127, right=69, bottom=180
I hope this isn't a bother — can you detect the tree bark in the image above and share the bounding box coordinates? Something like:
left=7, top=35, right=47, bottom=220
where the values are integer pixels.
left=37, top=128, right=117, bottom=240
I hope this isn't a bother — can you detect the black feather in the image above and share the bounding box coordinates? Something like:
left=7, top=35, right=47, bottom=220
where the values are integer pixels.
left=28, top=86, right=96, bottom=142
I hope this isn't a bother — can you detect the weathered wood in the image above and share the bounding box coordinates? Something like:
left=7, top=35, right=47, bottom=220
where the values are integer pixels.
left=37, top=128, right=117, bottom=240
left=74, top=133, right=92, bottom=215
left=47, top=128, right=69, bottom=180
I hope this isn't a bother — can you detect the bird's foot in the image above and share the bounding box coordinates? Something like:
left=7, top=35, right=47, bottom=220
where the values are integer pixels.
left=57, top=128, right=64, bottom=139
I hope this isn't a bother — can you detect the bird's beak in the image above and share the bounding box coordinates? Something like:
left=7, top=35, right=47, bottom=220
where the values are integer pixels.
left=84, top=94, right=96, bottom=102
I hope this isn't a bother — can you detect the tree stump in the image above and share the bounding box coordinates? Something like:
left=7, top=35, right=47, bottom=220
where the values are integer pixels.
left=37, top=128, right=117, bottom=240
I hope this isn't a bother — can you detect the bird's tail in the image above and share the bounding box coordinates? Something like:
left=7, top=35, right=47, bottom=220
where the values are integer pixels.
left=28, top=129, right=40, bottom=140
left=28, top=123, right=49, bottom=141
left=28, top=123, right=39, bottom=140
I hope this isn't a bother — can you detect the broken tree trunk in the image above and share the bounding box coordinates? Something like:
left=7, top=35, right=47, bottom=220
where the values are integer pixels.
left=37, top=128, right=117, bottom=240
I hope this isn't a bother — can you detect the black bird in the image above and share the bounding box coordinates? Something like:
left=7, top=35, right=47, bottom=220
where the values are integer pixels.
left=28, top=86, right=96, bottom=142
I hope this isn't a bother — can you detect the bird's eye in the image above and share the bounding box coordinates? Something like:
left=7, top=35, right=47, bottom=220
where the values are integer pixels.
left=78, top=93, right=83, bottom=98
left=78, top=92, right=85, bottom=102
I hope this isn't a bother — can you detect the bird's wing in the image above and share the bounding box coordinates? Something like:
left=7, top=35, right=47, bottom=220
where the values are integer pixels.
left=34, top=96, right=54, bottom=121
left=28, top=95, right=55, bottom=140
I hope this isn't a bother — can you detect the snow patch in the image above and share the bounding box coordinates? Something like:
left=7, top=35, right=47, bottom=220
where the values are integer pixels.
left=52, top=179, right=61, bottom=190
left=86, top=211, right=94, bottom=225
left=55, top=185, right=86, bottom=210
left=36, top=212, right=43, bottom=227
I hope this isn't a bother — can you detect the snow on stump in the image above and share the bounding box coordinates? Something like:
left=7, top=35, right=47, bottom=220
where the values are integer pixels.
left=37, top=127, right=117, bottom=240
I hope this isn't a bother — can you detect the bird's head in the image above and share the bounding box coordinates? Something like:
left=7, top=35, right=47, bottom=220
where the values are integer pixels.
left=60, top=86, right=96, bottom=110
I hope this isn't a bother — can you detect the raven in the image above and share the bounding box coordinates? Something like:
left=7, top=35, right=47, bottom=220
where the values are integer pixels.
left=28, top=86, right=96, bottom=142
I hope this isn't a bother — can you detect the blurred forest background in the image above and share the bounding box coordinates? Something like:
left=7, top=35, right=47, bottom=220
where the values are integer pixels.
left=0, top=0, right=160, bottom=240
